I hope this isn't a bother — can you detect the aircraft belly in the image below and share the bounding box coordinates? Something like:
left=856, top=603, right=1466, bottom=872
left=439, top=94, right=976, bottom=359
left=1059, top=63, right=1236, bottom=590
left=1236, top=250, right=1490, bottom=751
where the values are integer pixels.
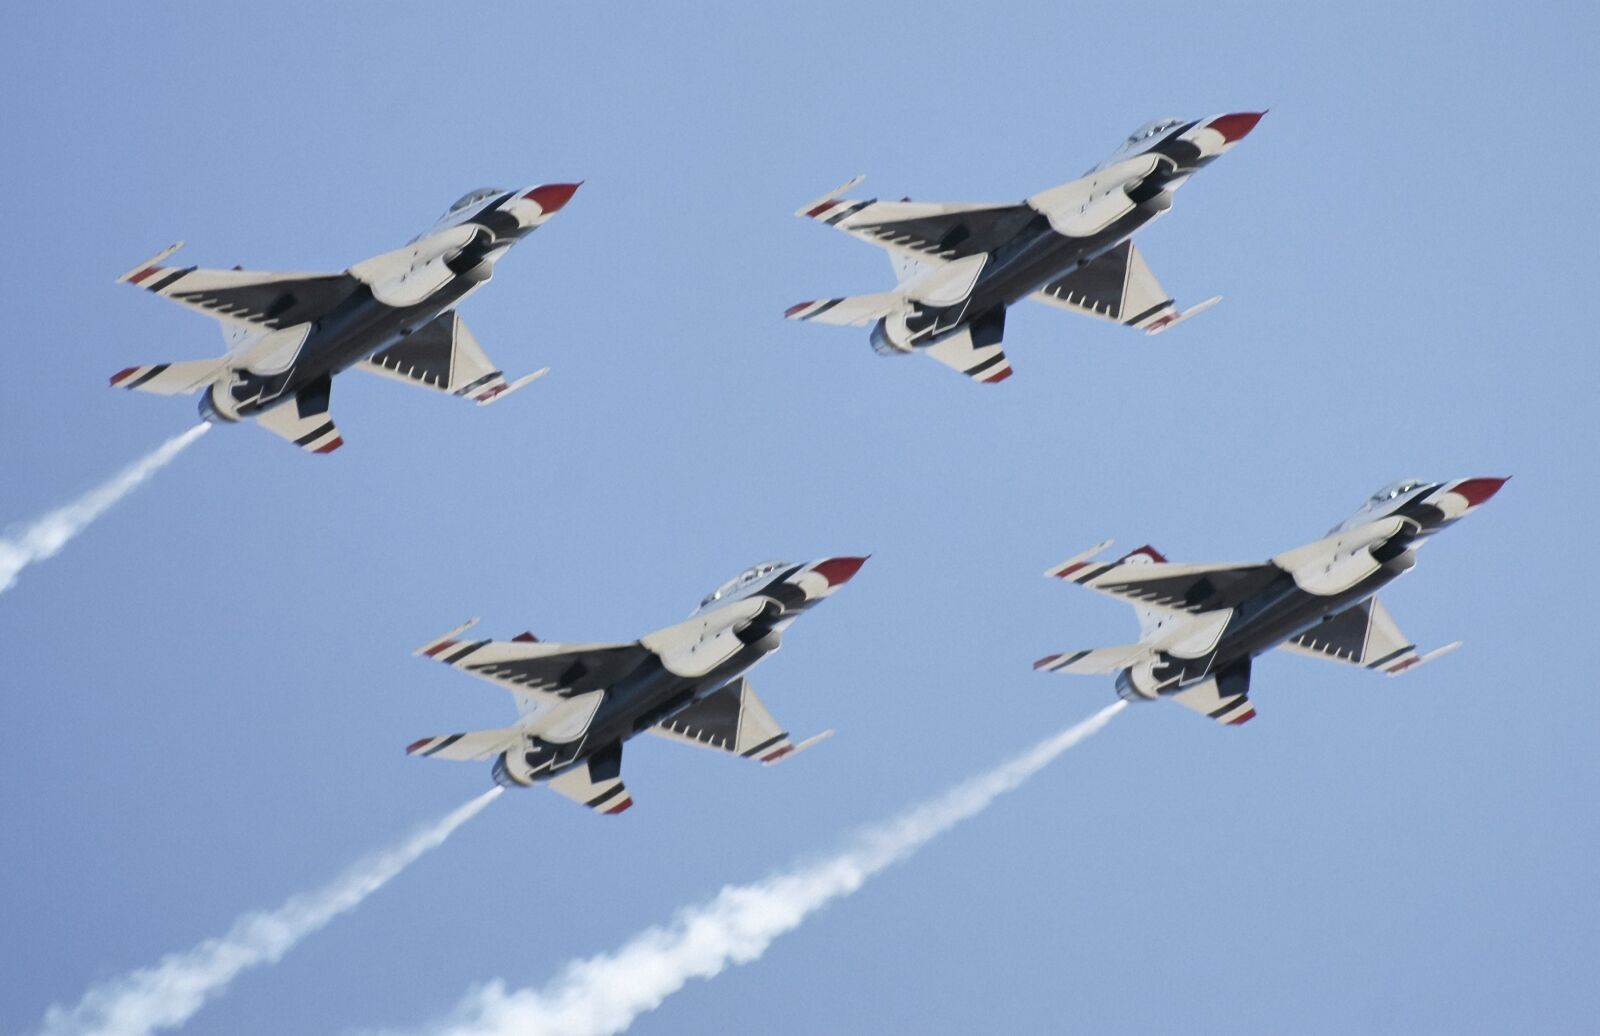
left=1217, top=569, right=1402, bottom=665
left=230, top=282, right=480, bottom=418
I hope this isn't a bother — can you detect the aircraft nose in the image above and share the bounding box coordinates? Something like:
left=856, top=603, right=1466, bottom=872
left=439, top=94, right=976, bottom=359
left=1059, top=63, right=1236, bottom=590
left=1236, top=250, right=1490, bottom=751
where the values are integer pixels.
left=811, top=556, right=869, bottom=587
left=1450, top=477, right=1509, bottom=508
left=522, top=182, right=582, bottom=214
left=1206, top=111, right=1266, bottom=143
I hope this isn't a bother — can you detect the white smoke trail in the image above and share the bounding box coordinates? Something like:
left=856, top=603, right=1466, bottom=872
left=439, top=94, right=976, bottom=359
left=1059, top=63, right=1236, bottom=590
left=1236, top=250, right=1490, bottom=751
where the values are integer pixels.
left=0, top=423, right=210, bottom=596
left=39, top=788, right=503, bottom=1036
left=408, top=702, right=1127, bottom=1036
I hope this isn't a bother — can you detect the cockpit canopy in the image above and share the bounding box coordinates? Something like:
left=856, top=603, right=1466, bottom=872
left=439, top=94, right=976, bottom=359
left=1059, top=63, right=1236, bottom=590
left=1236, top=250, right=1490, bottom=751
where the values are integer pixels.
left=700, top=560, right=791, bottom=608
left=1124, top=117, right=1185, bottom=147
left=442, top=187, right=505, bottom=220
left=1367, top=479, right=1429, bottom=506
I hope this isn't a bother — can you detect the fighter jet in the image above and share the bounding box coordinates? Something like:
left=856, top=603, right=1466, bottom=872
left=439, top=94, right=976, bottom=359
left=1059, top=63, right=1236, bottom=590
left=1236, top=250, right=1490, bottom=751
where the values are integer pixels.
left=786, top=112, right=1263, bottom=384
left=109, top=183, right=581, bottom=453
left=1034, top=478, right=1506, bottom=724
left=404, top=556, right=866, bottom=814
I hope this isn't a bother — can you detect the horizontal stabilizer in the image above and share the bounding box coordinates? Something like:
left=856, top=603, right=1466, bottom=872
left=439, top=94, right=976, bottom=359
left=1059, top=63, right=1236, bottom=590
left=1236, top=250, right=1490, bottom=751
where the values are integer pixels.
left=548, top=745, right=632, bottom=815
left=1034, top=643, right=1150, bottom=675
left=1171, top=678, right=1256, bottom=726
left=925, top=324, right=1013, bottom=384
left=253, top=375, right=342, bottom=454
left=785, top=293, right=902, bottom=327
left=109, top=358, right=228, bottom=396
left=405, top=726, right=523, bottom=762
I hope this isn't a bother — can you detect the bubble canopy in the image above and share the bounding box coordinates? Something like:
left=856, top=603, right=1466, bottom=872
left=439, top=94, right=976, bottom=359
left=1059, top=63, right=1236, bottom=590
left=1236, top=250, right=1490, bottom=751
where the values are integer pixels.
left=444, top=187, right=505, bottom=217
left=1368, top=479, right=1428, bottom=505
left=700, top=561, right=791, bottom=608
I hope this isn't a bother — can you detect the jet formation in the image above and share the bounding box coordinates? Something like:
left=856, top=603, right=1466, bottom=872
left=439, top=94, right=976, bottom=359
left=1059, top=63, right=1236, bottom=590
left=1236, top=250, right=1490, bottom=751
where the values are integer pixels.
left=405, top=557, right=866, bottom=814
left=1035, top=478, right=1507, bottom=724
left=787, top=112, right=1263, bottom=383
left=110, top=183, right=581, bottom=453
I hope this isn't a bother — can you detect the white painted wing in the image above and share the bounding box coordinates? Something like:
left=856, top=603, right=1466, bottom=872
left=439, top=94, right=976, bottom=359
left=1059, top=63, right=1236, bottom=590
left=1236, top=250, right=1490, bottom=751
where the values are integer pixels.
left=1280, top=597, right=1461, bottom=676
left=648, top=678, right=804, bottom=765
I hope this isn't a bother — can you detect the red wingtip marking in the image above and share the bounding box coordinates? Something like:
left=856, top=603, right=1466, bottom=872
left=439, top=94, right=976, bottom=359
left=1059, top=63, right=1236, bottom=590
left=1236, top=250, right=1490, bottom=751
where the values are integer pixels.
left=126, top=266, right=162, bottom=285
left=982, top=367, right=1014, bottom=383
left=1052, top=561, right=1089, bottom=579
left=1033, top=654, right=1061, bottom=670
left=603, top=798, right=633, bottom=815
left=1207, top=111, right=1265, bottom=143
left=524, top=182, right=581, bottom=213
left=512, top=632, right=539, bottom=643
left=1451, top=477, right=1508, bottom=507
left=761, top=746, right=795, bottom=763
left=812, top=555, right=868, bottom=587
left=423, top=640, right=457, bottom=658
left=313, top=437, right=344, bottom=454
left=110, top=367, right=140, bottom=386
left=405, top=738, right=433, bottom=755
left=785, top=301, right=813, bottom=318
left=804, top=201, right=835, bottom=218
left=1387, top=658, right=1421, bottom=674
left=1228, top=710, right=1256, bottom=726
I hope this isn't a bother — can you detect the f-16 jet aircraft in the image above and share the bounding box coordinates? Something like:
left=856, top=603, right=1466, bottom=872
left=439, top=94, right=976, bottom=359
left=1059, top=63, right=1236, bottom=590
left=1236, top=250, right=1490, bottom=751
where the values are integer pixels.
left=786, top=112, right=1263, bottom=384
left=109, top=183, right=581, bottom=453
left=405, top=556, right=866, bottom=814
left=1035, top=478, right=1506, bottom=725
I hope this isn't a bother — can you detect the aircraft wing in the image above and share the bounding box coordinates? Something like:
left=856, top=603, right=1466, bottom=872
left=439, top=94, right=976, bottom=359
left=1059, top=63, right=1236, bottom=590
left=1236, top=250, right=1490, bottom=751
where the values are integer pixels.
left=797, top=179, right=1035, bottom=262
left=1030, top=241, right=1220, bottom=334
left=118, top=243, right=359, bottom=332
left=1054, top=552, right=1281, bottom=614
left=648, top=678, right=829, bottom=765
left=357, top=311, right=547, bottom=406
left=415, top=621, right=652, bottom=709
left=1280, top=597, right=1461, bottom=676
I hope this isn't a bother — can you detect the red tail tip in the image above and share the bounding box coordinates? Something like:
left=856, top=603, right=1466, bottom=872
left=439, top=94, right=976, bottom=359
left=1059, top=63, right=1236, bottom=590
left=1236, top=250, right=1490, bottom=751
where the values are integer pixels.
left=524, top=182, right=581, bottom=213
left=512, top=631, right=539, bottom=643
left=812, top=555, right=869, bottom=587
left=1208, top=111, right=1265, bottom=143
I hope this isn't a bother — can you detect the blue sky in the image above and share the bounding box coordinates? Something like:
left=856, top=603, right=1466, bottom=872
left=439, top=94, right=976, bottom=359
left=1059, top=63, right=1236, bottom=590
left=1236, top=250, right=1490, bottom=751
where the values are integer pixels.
left=2, top=1, right=1596, bottom=1032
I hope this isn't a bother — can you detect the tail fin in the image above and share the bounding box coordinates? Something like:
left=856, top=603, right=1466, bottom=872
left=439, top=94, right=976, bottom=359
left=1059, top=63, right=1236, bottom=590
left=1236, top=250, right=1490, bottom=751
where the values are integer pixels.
left=109, top=358, right=229, bottom=396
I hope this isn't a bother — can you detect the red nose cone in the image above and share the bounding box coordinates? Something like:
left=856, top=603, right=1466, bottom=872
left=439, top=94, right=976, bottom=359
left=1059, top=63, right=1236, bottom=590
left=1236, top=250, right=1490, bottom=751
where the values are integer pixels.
left=1452, top=477, right=1509, bottom=507
left=812, top=555, right=869, bottom=587
left=524, top=182, right=581, bottom=213
left=1208, top=111, right=1265, bottom=143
